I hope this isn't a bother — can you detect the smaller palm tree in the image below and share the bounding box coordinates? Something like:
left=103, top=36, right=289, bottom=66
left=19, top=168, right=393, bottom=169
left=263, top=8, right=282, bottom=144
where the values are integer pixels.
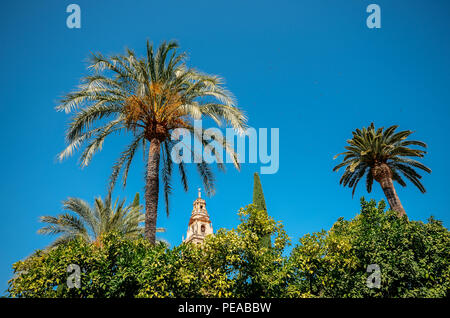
left=333, top=123, right=431, bottom=217
left=38, top=193, right=164, bottom=248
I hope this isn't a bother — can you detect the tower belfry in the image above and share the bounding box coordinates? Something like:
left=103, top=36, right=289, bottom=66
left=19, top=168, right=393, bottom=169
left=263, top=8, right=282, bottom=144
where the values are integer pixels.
left=184, top=188, right=213, bottom=245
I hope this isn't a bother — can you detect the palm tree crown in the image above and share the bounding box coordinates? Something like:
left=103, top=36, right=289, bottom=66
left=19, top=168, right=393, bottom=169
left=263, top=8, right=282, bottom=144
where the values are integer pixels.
left=333, top=123, right=431, bottom=216
left=56, top=40, right=247, bottom=243
left=38, top=193, right=161, bottom=248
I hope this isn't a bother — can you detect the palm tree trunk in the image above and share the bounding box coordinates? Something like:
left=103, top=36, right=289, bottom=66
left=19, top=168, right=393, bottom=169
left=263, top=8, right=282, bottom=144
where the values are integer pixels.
left=145, top=138, right=161, bottom=244
left=378, top=176, right=406, bottom=218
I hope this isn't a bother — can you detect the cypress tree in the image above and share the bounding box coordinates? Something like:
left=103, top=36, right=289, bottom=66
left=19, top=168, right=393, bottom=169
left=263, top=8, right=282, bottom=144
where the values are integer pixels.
left=252, top=172, right=271, bottom=248
left=253, top=173, right=267, bottom=212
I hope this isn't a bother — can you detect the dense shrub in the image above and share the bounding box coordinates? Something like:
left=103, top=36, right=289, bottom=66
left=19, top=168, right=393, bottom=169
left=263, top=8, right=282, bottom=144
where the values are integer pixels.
left=287, top=199, right=450, bottom=297
left=8, top=199, right=449, bottom=298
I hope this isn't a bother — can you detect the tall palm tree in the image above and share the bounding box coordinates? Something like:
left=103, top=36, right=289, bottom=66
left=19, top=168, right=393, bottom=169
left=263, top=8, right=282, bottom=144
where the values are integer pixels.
left=56, top=40, right=246, bottom=244
left=333, top=123, right=431, bottom=217
left=38, top=193, right=164, bottom=248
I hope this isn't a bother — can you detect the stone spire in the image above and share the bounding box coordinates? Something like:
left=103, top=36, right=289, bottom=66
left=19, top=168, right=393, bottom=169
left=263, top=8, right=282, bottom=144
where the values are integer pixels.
left=184, top=188, right=213, bottom=245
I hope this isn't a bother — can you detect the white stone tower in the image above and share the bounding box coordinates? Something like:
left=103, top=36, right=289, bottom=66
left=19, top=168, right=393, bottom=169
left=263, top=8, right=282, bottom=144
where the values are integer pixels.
left=184, top=188, right=213, bottom=245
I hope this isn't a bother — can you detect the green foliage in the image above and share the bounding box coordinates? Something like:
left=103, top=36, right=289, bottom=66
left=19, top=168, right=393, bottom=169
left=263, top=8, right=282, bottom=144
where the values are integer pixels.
left=252, top=172, right=267, bottom=212
left=8, top=233, right=174, bottom=298
left=252, top=172, right=271, bottom=248
left=189, top=205, right=290, bottom=297
left=8, top=200, right=449, bottom=298
left=287, top=199, right=450, bottom=298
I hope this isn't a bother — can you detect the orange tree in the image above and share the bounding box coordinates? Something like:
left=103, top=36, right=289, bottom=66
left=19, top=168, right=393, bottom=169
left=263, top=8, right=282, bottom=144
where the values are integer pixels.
left=287, top=199, right=450, bottom=297
left=8, top=200, right=449, bottom=298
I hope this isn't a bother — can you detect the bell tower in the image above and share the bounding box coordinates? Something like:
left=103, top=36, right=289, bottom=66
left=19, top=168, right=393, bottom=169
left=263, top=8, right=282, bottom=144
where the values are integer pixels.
left=184, top=188, right=213, bottom=245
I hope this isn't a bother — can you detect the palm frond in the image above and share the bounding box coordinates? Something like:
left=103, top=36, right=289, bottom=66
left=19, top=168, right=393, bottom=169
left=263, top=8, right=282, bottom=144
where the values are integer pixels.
left=38, top=194, right=151, bottom=248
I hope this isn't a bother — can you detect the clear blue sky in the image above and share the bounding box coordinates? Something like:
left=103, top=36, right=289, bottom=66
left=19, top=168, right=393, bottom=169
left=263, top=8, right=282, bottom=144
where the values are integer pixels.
left=0, top=0, right=449, bottom=294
